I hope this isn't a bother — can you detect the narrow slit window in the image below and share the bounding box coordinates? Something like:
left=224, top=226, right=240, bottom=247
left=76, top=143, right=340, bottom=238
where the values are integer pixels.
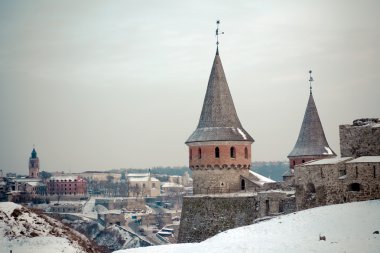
left=230, top=147, right=236, bottom=158
left=215, top=147, right=220, bottom=158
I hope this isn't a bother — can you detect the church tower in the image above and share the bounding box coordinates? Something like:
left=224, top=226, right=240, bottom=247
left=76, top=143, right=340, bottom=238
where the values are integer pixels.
left=287, top=71, right=336, bottom=172
left=29, top=148, right=40, bottom=178
left=186, top=44, right=254, bottom=194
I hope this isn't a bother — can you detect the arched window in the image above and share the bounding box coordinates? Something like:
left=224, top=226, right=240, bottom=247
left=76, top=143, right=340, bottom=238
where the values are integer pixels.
left=215, top=147, right=220, bottom=158
left=244, top=147, right=248, bottom=159
left=348, top=183, right=361, bottom=192
left=230, top=147, right=236, bottom=158
left=302, top=160, right=305, bottom=163
left=189, top=149, right=192, bottom=160
left=241, top=179, right=246, bottom=190
left=293, top=161, right=296, bottom=166
left=198, top=148, right=202, bottom=159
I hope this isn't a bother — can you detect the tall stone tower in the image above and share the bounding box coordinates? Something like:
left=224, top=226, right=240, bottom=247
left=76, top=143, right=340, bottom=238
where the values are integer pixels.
left=287, top=72, right=336, bottom=172
left=29, top=148, right=40, bottom=178
left=186, top=48, right=254, bottom=194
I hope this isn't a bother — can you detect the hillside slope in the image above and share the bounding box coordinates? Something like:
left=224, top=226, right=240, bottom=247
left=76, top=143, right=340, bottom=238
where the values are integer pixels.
left=0, top=202, right=101, bottom=253
left=115, top=200, right=380, bottom=253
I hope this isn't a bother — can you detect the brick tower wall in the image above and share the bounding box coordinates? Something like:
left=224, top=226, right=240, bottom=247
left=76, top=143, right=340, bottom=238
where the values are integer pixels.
left=188, top=141, right=252, bottom=194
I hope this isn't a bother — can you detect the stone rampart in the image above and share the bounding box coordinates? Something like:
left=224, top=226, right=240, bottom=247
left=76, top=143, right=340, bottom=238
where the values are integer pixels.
left=340, top=119, right=380, bottom=157
left=178, top=191, right=295, bottom=243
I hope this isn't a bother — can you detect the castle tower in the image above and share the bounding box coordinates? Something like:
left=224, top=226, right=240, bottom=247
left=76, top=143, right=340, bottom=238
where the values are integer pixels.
left=287, top=72, right=336, bottom=172
left=186, top=48, right=254, bottom=194
left=29, top=148, right=40, bottom=178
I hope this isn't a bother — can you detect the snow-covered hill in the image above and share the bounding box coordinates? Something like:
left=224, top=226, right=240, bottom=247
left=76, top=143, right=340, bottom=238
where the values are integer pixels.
left=0, top=202, right=101, bottom=253
left=115, top=200, right=380, bottom=253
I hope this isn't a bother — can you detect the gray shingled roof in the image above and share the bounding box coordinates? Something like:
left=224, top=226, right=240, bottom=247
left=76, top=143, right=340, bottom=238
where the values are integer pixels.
left=288, top=92, right=336, bottom=158
left=186, top=50, right=254, bottom=143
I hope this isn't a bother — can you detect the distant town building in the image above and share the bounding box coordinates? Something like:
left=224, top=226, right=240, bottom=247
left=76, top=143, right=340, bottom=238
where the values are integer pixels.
left=127, top=173, right=160, bottom=197
left=29, top=148, right=40, bottom=178
left=47, top=175, right=87, bottom=195
left=75, top=171, right=121, bottom=182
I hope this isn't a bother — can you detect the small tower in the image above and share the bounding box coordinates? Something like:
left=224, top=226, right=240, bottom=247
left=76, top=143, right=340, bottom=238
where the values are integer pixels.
left=186, top=24, right=254, bottom=194
left=29, top=148, right=40, bottom=178
left=287, top=71, right=336, bottom=172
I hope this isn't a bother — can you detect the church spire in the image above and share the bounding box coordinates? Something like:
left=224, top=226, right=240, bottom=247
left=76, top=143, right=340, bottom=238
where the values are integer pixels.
left=288, top=72, right=336, bottom=159
left=186, top=31, right=253, bottom=143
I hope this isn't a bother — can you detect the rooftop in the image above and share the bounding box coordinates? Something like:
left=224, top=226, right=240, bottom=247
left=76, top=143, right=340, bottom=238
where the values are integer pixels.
left=186, top=50, right=253, bottom=143
left=288, top=92, right=336, bottom=158
left=346, top=156, right=380, bottom=163
left=128, top=176, right=159, bottom=182
left=304, top=157, right=353, bottom=166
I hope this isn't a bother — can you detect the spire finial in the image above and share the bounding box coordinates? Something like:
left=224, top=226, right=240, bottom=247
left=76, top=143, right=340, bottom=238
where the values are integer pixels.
left=308, top=70, right=314, bottom=94
left=216, top=20, right=224, bottom=54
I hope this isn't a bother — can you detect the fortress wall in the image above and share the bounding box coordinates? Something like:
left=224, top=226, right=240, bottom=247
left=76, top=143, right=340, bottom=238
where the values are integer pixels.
left=178, top=192, right=295, bottom=243
left=340, top=123, right=380, bottom=157
left=295, top=161, right=380, bottom=210
left=178, top=195, right=258, bottom=243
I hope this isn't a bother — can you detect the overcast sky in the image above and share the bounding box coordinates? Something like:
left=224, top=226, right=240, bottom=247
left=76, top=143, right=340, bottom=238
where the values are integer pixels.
left=0, top=0, right=379, bottom=174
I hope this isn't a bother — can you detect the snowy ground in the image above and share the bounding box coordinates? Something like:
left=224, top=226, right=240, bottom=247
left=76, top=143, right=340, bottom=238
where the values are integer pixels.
left=115, top=200, right=380, bottom=253
left=0, top=202, right=95, bottom=253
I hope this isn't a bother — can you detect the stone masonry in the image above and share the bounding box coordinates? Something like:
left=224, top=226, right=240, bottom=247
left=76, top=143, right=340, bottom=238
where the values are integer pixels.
left=340, top=118, right=380, bottom=157
left=178, top=192, right=295, bottom=243
left=295, top=157, right=380, bottom=210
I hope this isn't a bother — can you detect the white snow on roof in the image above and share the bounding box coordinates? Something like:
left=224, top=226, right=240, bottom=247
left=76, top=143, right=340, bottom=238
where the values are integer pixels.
left=346, top=156, right=380, bottom=163
left=162, top=182, right=183, bottom=188
left=50, top=176, right=84, bottom=181
left=323, top=146, right=333, bottom=155
left=128, top=176, right=159, bottom=182
left=127, top=173, right=150, bottom=177
left=249, top=170, right=275, bottom=185
left=237, top=128, right=247, bottom=140
left=305, top=157, right=353, bottom=166
left=27, top=181, right=42, bottom=186
left=13, top=178, right=41, bottom=182
left=114, top=199, right=380, bottom=253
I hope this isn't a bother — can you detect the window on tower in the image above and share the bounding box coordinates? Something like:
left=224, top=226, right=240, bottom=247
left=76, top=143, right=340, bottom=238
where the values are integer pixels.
left=198, top=148, right=202, bottom=159
left=215, top=147, right=220, bottom=158
left=230, top=147, right=236, bottom=158
left=244, top=147, right=248, bottom=159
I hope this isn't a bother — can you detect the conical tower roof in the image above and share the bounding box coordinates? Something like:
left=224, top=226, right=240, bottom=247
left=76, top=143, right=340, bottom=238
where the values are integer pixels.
left=288, top=92, right=336, bottom=158
left=186, top=50, right=254, bottom=143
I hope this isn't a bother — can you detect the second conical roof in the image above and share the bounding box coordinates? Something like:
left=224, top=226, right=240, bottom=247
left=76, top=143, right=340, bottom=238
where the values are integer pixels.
left=288, top=92, right=336, bottom=158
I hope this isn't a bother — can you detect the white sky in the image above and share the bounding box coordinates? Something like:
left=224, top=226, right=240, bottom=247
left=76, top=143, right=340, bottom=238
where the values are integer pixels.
left=0, top=0, right=379, bottom=174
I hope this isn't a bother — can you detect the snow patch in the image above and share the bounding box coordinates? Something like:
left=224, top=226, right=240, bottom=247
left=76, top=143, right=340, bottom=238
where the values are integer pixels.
left=237, top=128, right=247, bottom=140
left=323, top=146, right=333, bottom=155
left=114, top=200, right=380, bottom=253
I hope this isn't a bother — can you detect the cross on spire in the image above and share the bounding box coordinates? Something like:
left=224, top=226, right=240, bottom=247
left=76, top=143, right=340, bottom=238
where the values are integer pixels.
left=308, top=70, right=314, bottom=94
left=215, top=20, right=224, bottom=52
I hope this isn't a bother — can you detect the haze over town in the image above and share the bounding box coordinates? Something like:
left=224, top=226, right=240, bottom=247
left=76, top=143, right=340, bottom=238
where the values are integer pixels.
left=1, top=0, right=379, bottom=174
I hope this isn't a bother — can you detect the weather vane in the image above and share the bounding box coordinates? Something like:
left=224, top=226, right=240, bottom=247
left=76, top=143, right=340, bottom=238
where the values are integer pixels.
left=216, top=20, right=224, bottom=47
left=308, top=70, right=314, bottom=94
